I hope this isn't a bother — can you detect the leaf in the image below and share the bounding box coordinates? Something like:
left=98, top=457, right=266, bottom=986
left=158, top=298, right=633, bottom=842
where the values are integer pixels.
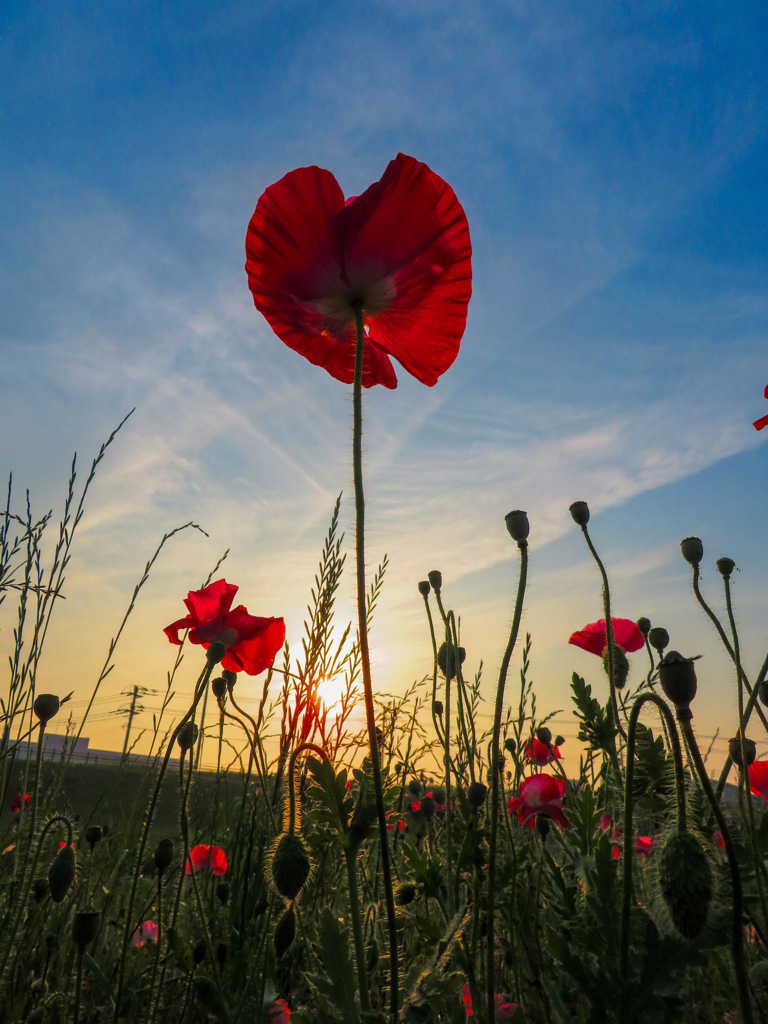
left=83, top=952, right=112, bottom=1003
left=309, top=906, right=360, bottom=1024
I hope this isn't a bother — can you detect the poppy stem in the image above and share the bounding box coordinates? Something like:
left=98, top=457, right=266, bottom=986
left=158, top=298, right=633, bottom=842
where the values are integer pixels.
left=351, top=301, right=399, bottom=1021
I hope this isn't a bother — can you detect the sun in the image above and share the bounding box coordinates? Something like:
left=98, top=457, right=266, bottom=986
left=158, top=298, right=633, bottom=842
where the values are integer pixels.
left=315, top=673, right=357, bottom=711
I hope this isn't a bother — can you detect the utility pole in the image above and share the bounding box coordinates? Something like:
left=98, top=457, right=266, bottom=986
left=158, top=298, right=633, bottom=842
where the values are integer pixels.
left=120, top=685, right=148, bottom=759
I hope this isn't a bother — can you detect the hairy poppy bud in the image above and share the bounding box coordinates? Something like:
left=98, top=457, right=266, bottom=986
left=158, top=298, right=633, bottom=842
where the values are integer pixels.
left=33, top=694, right=60, bottom=725
left=716, top=557, right=736, bottom=578
left=274, top=905, right=296, bottom=958
left=430, top=786, right=446, bottom=804
left=222, top=669, right=237, bottom=690
left=468, top=782, right=488, bottom=810
left=48, top=844, right=76, bottom=903
left=504, top=738, right=516, bottom=754
left=32, top=878, right=49, bottom=903
left=432, top=700, right=443, bottom=716
left=177, top=723, right=198, bottom=752
left=154, top=838, right=173, bottom=874
left=396, top=883, right=416, bottom=906
left=211, top=677, right=227, bottom=699
left=636, top=617, right=651, bottom=637
left=658, top=651, right=698, bottom=709
left=420, top=796, right=436, bottom=820
left=437, top=642, right=466, bottom=680
left=658, top=831, right=712, bottom=939
left=271, top=833, right=311, bottom=901
left=603, top=644, right=630, bottom=689
left=192, top=939, right=207, bottom=966
left=427, top=570, right=442, bottom=593
left=648, top=627, right=669, bottom=654
left=216, top=882, right=230, bottom=905
left=680, top=537, right=703, bottom=567
left=505, top=509, right=529, bottom=544
left=417, top=580, right=431, bottom=597
left=71, top=908, right=101, bottom=950
left=569, top=501, right=590, bottom=527
left=554, top=735, right=565, bottom=747
left=408, top=779, right=422, bottom=796
left=536, top=726, right=552, bottom=745
left=728, top=736, right=756, bottom=769
left=85, top=826, right=103, bottom=851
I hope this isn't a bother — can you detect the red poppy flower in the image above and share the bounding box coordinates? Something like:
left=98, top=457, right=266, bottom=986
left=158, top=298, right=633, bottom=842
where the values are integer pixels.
left=426, top=790, right=445, bottom=813
left=410, top=800, right=422, bottom=813
left=58, top=841, right=75, bottom=850
left=633, top=836, right=654, bottom=857
left=568, top=618, right=645, bottom=657
left=10, top=792, right=31, bottom=812
left=245, top=153, right=472, bottom=390
left=523, top=737, right=562, bottom=766
left=461, top=983, right=518, bottom=1019
left=185, top=844, right=228, bottom=875
left=387, top=819, right=405, bottom=833
left=164, top=579, right=285, bottom=676
left=133, top=920, right=158, bottom=947
left=748, top=759, right=768, bottom=801
left=714, top=832, right=725, bottom=849
left=266, top=999, right=291, bottom=1024
left=753, top=385, right=768, bottom=431
left=506, top=774, right=569, bottom=829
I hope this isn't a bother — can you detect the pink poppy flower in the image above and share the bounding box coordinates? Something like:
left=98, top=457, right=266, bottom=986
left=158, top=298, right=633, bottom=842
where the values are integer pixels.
left=10, top=792, right=31, bottom=812
left=461, top=983, right=518, bottom=1019
left=747, top=760, right=768, bottom=801
left=266, top=999, right=291, bottom=1024
left=568, top=618, right=645, bottom=657
left=753, top=385, right=768, bottom=431
left=185, top=844, right=228, bottom=875
left=245, top=153, right=472, bottom=390
left=133, top=920, right=158, bottom=947
left=506, top=774, right=569, bottom=829
left=523, top=737, right=562, bottom=766
left=164, top=579, right=285, bottom=676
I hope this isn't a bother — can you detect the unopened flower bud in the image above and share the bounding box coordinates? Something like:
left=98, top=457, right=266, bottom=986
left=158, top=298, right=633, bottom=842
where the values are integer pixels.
left=408, top=779, right=422, bottom=796
left=569, top=501, right=590, bottom=527
left=33, top=694, right=60, bottom=725
left=636, top=617, right=651, bottom=637
left=535, top=726, right=552, bottom=745
left=648, top=627, right=669, bottom=654
left=48, top=843, right=76, bottom=903
left=271, top=833, right=311, bottom=901
left=729, top=736, right=756, bottom=769
left=421, top=796, right=436, bottom=819
left=680, top=537, right=703, bottom=567
left=432, top=700, right=443, bottom=716
left=71, top=908, right=101, bottom=950
left=504, top=738, right=516, bottom=755
left=603, top=644, right=630, bottom=689
left=396, top=883, right=416, bottom=906
left=716, top=557, right=736, bottom=578
left=659, top=831, right=712, bottom=939
left=468, top=782, right=488, bottom=810
left=222, top=669, right=237, bottom=690
left=274, top=905, right=296, bottom=958
left=154, top=838, right=174, bottom=874
left=554, top=735, right=565, bottom=747
left=177, top=723, right=198, bottom=752
left=211, top=677, right=227, bottom=699
left=85, top=826, right=103, bottom=851
left=505, top=510, right=529, bottom=544
left=427, top=570, right=442, bottom=593
left=658, top=651, right=698, bottom=709
left=417, top=580, right=431, bottom=597
left=437, top=642, right=466, bottom=681
left=431, top=787, right=446, bottom=804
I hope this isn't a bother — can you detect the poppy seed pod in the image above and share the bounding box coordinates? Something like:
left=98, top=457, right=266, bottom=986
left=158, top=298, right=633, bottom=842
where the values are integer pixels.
left=211, top=676, right=227, bottom=699
left=648, top=627, right=670, bottom=654
left=433, top=699, right=443, bottom=716
left=658, top=831, right=712, bottom=939
left=71, top=908, right=101, bottom=950
left=467, top=782, right=488, bottom=810
left=658, top=651, right=698, bottom=709
left=680, top=537, right=704, bottom=567
left=427, top=570, right=442, bottom=593
left=536, top=726, right=552, bottom=745
left=505, top=509, right=529, bottom=544
left=636, top=617, right=651, bottom=637
left=273, top=905, right=296, bottom=959
left=716, top=557, right=736, bottom=578
left=569, top=501, right=590, bottom=527
left=728, top=736, right=756, bottom=769
left=222, top=669, right=237, bottom=690
left=85, top=825, right=103, bottom=851
left=396, top=883, right=416, bottom=906
left=437, top=642, right=466, bottom=680
left=271, top=833, right=311, bottom=901
left=417, top=580, right=431, bottom=597
left=177, top=723, right=199, bottom=752
left=33, top=694, right=60, bottom=725
left=48, top=844, right=76, bottom=903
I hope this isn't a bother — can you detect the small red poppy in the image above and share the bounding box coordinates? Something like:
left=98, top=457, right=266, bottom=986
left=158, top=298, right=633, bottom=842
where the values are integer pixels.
left=245, top=153, right=472, bottom=390
left=387, top=819, right=405, bottom=833
left=568, top=618, right=645, bottom=657
left=714, top=832, right=726, bottom=849
left=747, top=759, right=768, bottom=802
left=461, top=983, right=518, bottom=1019
left=410, top=800, right=422, bottom=813
left=266, top=999, right=291, bottom=1024
left=58, top=841, right=75, bottom=850
left=133, top=920, right=158, bottom=946
left=426, top=790, right=445, bottom=813
left=185, top=844, right=228, bottom=875
left=10, top=792, right=31, bottom=812
left=753, top=385, right=768, bottom=431
left=506, top=774, right=569, bottom=829
left=523, top=737, right=562, bottom=766
left=633, top=836, right=654, bottom=857
left=164, top=579, right=285, bottom=676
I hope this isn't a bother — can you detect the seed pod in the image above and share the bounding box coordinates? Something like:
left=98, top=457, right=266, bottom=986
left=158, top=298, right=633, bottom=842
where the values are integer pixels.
left=437, top=642, right=466, bottom=681
left=648, top=627, right=669, bottom=655
left=211, top=676, right=227, bottom=699
left=427, top=570, right=442, bottom=593
left=658, top=831, right=713, bottom=939
left=177, top=723, right=198, bottom=752
left=271, top=833, right=311, bottom=901
left=728, top=736, right=756, bottom=769
left=48, top=844, right=76, bottom=903
left=658, top=651, right=698, bottom=709
left=417, top=580, right=430, bottom=597
left=430, top=787, right=446, bottom=804
left=273, top=905, right=296, bottom=958
left=636, top=617, right=651, bottom=637
left=206, top=640, right=227, bottom=666
left=85, top=826, right=103, bottom=850
left=680, top=537, right=703, bottom=567
left=569, top=500, right=590, bottom=527
left=716, top=557, right=736, bottom=578
left=33, top=694, right=60, bottom=725
left=504, top=509, right=530, bottom=543
left=71, top=908, right=101, bottom=950
left=536, top=726, right=552, bottom=745
left=467, top=782, right=488, bottom=810
left=154, top=839, right=174, bottom=875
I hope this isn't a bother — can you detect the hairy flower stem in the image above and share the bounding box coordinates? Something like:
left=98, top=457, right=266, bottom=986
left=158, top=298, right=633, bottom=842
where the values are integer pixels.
left=578, top=523, right=627, bottom=741
left=344, top=846, right=372, bottom=1013
left=286, top=741, right=328, bottom=833
left=487, top=538, right=528, bottom=1024
left=678, top=715, right=753, bottom=1024
left=619, top=694, right=686, bottom=988
left=72, top=946, right=84, bottom=1024
left=147, top=873, right=164, bottom=1024
left=352, top=302, right=398, bottom=1020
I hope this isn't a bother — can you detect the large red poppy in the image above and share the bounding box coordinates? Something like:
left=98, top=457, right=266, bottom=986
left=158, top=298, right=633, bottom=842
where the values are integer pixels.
left=754, top=385, right=768, bottom=431
left=748, top=760, right=768, bottom=801
left=245, top=153, right=472, bottom=389
left=164, top=579, right=285, bottom=676
left=568, top=618, right=645, bottom=657
left=185, top=844, right=228, bottom=875
left=506, top=773, right=570, bottom=829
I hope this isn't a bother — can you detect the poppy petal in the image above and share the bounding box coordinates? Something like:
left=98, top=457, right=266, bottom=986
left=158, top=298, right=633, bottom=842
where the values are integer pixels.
left=163, top=615, right=194, bottom=645
left=754, top=413, right=768, bottom=431
left=568, top=621, right=608, bottom=656
left=184, top=579, right=238, bottom=624
left=610, top=618, right=645, bottom=653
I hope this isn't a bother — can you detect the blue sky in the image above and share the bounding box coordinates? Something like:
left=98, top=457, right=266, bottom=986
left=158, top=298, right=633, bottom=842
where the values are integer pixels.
left=1, top=0, right=766, bottom=765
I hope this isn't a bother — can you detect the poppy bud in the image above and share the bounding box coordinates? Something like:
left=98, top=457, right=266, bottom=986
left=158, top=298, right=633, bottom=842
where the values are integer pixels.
left=271, top=833, right=311, bottom=901
left=177, top=723, right=198, bottom=752
left=154, top=838, right=173, bottom=874
left=274, top=905, right=296, bottom=958
left=222, top=669, right=237, bottom=690
left=408, top=779, right=422, bottom=796
left=85, top=826, right=103, bottom=851
left=505, top=509, right=529, bottom=544
left=32, top=878, right=49, bottom=903
left=759, top=680, right=768, bottom=707
left=417, top=580, right=431, bottom=597
left=432, top=700, right=443, bottom=716
left=603, top=644, right=630, bottom=689
left=33, top=694, right=60, bottom=725
left=420, top=796, right=436, bottom=820
left=554, top=735, right=565, bottom=747
left=467, top=782, right=488, bottom=810
left=192, top=939, right=207, bottom=965
left=636, top=617, right=651, bottom=637
left=396, top=883, right=416, bottom=906
left=658, top=651, right=698, bottom=709
left=430, top=786, right=446, bottom=804
left=504, top=738, right=516, bottom=754
left=648, top=627, right=670, bottom=654
left=728, top=736, right=756, bottom=769
left=680, top=537, right=703, bottom=567
left=427, top=570, right=442, bottom=593
left=569, top=501, right=590, bottom=527
left=216, top=882, right=230, bottom=905
left=658, top=831, right=712, bottom=939
left=535, top=726, right=552, bottom=745
left=71, top=908, right=101, bottom=950
left=48, top=844, right=76, bottom=902
left=437, top=642, right=466, bottom=680
left=716, top=557, right=736, bottom=578
left=211, top=676, right=227, bottom=699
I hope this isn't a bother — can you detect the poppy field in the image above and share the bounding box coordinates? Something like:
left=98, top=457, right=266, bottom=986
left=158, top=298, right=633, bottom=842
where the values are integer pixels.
left=2, top=154, right=768, bottom=1024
